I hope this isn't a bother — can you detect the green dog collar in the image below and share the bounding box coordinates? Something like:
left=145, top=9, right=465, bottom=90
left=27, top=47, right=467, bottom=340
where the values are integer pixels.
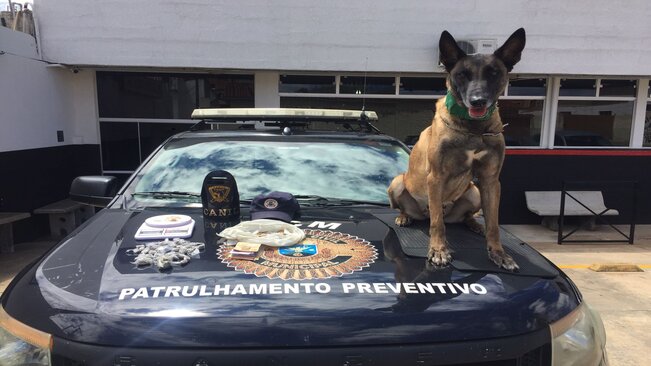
left=445, top=90, right=496, bottom=121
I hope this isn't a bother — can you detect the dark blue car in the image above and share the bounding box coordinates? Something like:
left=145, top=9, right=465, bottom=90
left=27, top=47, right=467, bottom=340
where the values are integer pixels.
left=0, top=109, right=607, bottom=365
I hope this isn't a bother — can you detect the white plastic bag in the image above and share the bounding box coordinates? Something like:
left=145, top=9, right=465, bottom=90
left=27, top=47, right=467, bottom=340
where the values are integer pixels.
left=218, top=219, right=305, bottom=247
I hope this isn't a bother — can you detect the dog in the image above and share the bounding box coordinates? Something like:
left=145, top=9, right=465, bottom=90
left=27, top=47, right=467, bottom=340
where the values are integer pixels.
left=387, top=28, right=526, bottom=271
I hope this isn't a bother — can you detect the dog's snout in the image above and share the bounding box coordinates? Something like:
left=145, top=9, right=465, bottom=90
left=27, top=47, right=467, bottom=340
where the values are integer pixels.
left=469, top=95, right=487, bottom=107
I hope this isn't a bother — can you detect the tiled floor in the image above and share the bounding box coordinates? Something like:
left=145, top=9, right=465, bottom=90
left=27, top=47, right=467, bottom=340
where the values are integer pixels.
left=0, top=240, right=56, bottom=293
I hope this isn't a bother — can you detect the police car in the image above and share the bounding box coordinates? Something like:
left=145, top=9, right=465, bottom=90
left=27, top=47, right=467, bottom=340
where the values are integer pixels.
left=0, top=109, right=608, bottom=365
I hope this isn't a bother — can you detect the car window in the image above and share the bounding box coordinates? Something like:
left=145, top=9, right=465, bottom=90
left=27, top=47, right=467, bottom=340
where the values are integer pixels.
left=128, top=138, right=409, bottom=205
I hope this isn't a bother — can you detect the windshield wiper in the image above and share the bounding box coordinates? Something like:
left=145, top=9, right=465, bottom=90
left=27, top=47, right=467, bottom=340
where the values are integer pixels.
left=293, top=195, right=331, bottom=201
left=132, top=191, right=201, bottom=199
left=293, top=195, right=389, bottom=207
left=327, top=198, right=389, bottom=207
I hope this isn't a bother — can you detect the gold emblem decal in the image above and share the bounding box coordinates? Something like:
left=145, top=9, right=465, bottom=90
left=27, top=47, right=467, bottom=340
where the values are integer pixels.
left=217, top=229, right=377, bottom=280
left=208, top=185, right=230, bottom=203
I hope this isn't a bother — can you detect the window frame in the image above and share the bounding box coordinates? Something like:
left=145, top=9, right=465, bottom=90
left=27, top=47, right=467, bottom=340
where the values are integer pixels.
left=279, top=74, right=449, bottom=99
left=498, top=76, right=549, bottom=148
left=278, top=74, right=337, bottom=94
left=97, top=71, right=651, bottom=176
left=631, top=78, right=650, bottom=148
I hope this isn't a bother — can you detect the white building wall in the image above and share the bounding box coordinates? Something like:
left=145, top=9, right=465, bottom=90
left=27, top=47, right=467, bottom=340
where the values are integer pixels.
left=0, top=24, right=38, bottom=59
left=0, top=27, right=69, bottom=152
left=0, top=27, right=98, bottom=153
left=34, top=0, right=651, bottom=76
left=67, top=70, right=99, bottom=145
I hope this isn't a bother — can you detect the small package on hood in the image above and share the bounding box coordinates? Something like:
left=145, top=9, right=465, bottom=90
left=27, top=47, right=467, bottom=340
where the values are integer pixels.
left=218, top=219, right=305, bottom=247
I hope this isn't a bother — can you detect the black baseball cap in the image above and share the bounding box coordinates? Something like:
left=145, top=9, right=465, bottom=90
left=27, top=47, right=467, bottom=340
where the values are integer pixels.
left=250, top=192, right=300, bottom=222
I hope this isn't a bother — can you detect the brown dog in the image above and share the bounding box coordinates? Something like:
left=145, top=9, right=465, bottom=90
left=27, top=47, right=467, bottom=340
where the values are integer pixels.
left=387, top=28, right=526, bottom=271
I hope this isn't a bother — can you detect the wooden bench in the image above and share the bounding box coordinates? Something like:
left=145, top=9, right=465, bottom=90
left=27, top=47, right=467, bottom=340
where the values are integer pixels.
left=34, top=199, right=94, bottom=238
left=0, top=212, right=31, bottom=253
left=525, top=191, right=619, bottom=231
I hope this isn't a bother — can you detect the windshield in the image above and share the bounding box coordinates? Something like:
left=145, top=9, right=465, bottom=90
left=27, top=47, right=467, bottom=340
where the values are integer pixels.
left=127, top=137, right=409, bottom=207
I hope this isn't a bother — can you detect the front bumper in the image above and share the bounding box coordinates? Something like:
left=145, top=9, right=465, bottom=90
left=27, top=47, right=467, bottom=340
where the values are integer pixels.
left=51, top=327, right=550, bottom=366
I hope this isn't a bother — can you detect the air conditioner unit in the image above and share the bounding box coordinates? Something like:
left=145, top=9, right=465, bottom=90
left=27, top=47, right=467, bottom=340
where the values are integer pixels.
left=438, top=38, right=497, bottom=68
left=457, top=39, right=497, bottom=55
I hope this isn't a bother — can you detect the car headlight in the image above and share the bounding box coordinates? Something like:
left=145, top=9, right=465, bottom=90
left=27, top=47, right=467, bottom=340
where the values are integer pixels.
left=0, top=305, right=51, bottom=366
left=550, top=302, right=608, bottom=366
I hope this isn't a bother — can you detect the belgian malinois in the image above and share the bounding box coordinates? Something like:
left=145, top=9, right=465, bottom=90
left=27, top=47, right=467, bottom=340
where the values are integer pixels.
left=387, top=28, right=526, bottom=271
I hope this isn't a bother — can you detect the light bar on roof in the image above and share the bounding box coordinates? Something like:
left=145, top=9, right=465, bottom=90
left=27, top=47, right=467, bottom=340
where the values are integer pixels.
left=191, top=108, right=378, bottom=121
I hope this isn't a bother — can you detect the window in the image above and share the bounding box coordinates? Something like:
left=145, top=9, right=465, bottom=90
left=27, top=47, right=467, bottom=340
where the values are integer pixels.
left=97, top=73, right=198, bottom=119
left=280, top=75, right=551, bottom=147
left=507, top=78, right=546, bottom=97
left=600, top=79, right=636, bottom=97
left=499, top=100, right=544, bottom=146
left=97, top=72, right=254, bottom=118
left=399, top=77, right=447, bottom=95
left=197, top=75, right=255, bottom=108
left=100, top=122, right=140, bottom=171
left=281, top=97, right=434, bottom=143
left=279, top=75, right=336, bottom=93
left=279, top=75, right=452, bottom=97
left=340, top=76, right=395, bottom=95
left=97, top=72, right=253, bottom=174
left=555, top=79, right=636, bottom=147
left=139, top=123, right=192, bottom=159
left=276, top=74, right=646, bottom=149
left=559, top=79, right=597, bottom=97
left=555, top=101, right=634, bottom=146
left=500, top=77, right=548, bottom=147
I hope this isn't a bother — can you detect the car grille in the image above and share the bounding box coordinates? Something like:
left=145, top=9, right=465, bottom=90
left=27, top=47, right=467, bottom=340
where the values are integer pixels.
left=52, top=343, right=550, bottom=366
left=446, top=343, right=550, bottom=366
left=51, top=325, right=551, bottom=366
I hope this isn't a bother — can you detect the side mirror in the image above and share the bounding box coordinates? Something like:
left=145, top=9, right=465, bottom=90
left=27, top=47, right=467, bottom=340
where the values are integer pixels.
left=69, top=176, right=119, bottom=207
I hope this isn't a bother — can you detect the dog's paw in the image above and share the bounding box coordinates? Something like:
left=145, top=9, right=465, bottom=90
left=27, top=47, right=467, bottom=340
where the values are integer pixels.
left=427, top=247, right=452, bottom=267
left=465, top=218, right=485, bottom=236
left=395, top=214, right=413, bottom=227
left=488, top=249, right=519, bottom=271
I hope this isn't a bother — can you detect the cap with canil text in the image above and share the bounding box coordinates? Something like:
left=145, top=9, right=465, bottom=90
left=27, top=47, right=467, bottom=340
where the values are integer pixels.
left=250, top=192, right=300, bottom=222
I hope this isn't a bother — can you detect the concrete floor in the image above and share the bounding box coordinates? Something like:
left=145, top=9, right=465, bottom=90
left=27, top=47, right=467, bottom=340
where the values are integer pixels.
left=505, top=224, right=651, bottom=366
left=2, top=224, right=651, bottom=365
left=0, top=240, right=54, bottom=292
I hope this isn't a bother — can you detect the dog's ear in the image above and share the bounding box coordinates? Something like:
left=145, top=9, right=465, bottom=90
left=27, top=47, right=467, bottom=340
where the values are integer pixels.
left=439, top=30, right=466, bottom=72
left=494, top=28, right=526, bottom=72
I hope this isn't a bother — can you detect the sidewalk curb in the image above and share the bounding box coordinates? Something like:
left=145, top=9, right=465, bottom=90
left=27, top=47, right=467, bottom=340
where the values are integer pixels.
left=588, top=263, right=645, bottom=272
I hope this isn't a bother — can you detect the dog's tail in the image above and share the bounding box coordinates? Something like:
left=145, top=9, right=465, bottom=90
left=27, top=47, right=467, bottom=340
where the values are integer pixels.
left=387, top=174, right=406, bottom=209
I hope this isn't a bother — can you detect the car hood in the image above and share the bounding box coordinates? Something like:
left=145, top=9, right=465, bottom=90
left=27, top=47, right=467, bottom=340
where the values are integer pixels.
left=6, top=207, right=579, bottom=348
